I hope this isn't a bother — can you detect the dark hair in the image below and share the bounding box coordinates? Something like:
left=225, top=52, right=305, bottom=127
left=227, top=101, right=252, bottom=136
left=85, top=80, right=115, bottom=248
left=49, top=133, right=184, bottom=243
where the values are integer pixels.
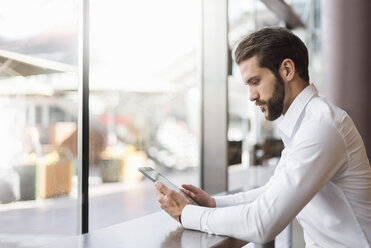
left=235, top=27, right=309, bottom=82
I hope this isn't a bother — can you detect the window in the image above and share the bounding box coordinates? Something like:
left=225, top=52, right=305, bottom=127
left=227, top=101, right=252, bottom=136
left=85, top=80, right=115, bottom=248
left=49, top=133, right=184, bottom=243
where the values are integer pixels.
left=1, top=0, right=201, bottom=244
left=89, top=0, right=201, bottom=230
left=0, top=0, right=79, bottom=244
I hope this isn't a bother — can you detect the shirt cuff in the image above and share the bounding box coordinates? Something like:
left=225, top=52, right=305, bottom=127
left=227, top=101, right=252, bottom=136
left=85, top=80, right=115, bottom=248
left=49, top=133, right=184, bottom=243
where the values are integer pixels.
left=181, top=204, right=209, bottom=231
left=214, top=196, right=231, bottom=207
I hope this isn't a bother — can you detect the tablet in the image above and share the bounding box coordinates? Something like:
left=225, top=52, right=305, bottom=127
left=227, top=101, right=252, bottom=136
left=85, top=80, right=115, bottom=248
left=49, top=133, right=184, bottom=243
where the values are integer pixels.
left=138, top=167, right=198, bottom=205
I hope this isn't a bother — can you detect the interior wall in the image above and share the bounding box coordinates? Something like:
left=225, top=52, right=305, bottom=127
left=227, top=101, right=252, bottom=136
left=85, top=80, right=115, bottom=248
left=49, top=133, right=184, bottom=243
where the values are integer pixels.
left=322, top=0, right=371, bottom=160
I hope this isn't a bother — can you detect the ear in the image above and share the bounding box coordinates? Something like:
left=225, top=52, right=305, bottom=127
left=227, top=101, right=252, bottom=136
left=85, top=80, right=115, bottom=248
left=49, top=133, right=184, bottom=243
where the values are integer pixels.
left=279, top=58, right=295, bottom=82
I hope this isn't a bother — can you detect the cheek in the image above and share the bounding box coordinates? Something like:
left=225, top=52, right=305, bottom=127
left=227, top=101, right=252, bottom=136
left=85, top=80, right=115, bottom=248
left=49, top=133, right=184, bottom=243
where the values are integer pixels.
left=258, top=85, right=270, bottom=100
left=262, top=81, right=276, bottom=98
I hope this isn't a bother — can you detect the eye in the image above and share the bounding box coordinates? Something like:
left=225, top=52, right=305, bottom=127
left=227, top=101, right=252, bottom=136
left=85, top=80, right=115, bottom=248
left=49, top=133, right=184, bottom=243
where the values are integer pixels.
left=245, top=77, right=260, bottom=86
left=251, top=80, right=259, bottom=86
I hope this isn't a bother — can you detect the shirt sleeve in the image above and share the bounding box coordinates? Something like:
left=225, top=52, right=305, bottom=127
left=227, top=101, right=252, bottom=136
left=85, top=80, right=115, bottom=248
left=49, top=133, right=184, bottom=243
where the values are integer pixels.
left=181, top=121, right=347, bottom=243
left=214, top=186, right=267, bottom=207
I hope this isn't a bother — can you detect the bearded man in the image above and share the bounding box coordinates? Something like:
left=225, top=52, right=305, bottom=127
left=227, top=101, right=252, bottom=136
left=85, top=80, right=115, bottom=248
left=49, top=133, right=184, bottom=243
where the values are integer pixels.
left=155, top=27, right=371, bottom=248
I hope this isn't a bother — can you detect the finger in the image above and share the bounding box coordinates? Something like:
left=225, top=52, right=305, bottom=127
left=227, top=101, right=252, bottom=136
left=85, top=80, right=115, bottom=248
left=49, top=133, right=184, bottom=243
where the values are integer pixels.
left=181, top=188, right=196, bottom=198
left=182, top=184, right=202, bottom=194
left=154, top=188, right=164, bottom=200
left=155, top=181, right=169, bottom=194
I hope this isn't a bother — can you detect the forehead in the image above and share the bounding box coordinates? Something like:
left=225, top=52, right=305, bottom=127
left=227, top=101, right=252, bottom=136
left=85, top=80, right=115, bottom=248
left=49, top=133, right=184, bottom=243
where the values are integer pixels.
left=238, top=56, right=270, bottom=82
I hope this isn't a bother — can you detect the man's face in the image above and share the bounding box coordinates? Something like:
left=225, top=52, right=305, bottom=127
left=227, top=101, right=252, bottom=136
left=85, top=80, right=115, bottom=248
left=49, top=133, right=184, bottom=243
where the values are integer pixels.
left=239, top=56, right=285, bottom=121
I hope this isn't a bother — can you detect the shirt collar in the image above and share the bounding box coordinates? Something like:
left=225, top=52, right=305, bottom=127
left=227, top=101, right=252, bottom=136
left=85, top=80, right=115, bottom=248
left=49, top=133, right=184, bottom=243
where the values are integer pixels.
left=278, top=84, right=318, bottom=138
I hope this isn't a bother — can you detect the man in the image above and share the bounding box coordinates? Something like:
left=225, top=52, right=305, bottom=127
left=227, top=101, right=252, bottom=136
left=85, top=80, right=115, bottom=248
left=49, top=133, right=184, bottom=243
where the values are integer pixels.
left=155, top=27, right=371, bottom=247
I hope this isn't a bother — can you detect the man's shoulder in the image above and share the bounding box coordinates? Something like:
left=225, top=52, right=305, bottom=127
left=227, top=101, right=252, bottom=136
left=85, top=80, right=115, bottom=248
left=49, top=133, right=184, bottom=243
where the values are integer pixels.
left=291, top=96, right=350, bottom=144
left=303, top=95, right=347, bottom=128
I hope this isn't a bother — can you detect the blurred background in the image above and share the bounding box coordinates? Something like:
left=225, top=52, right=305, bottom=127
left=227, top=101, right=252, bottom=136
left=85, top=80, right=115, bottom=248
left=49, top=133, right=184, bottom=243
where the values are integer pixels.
left=0, top=0, right=370, bottom=247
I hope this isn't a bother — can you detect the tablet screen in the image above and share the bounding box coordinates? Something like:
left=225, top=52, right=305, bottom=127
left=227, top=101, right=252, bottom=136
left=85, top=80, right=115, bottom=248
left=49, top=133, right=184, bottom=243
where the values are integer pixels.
left=138, top=167, right=198, bottom=205
left=139, top=167, right=182, bottom=194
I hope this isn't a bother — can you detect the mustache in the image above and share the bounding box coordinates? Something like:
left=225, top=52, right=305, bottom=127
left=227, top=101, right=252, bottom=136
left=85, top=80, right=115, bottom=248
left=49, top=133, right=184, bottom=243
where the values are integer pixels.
left=255, top=100, right=267, bottom=106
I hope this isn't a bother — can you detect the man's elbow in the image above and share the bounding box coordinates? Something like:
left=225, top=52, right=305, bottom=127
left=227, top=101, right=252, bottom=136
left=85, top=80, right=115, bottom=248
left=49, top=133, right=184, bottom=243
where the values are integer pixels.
left=247, top=225, right=277, bottom=244
left=254, top=233, right=275, bottom=244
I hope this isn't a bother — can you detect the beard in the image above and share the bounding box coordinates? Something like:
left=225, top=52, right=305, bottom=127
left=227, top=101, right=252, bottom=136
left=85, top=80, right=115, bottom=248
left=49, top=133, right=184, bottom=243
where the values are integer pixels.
left=256, top=75, right=285, bottom=121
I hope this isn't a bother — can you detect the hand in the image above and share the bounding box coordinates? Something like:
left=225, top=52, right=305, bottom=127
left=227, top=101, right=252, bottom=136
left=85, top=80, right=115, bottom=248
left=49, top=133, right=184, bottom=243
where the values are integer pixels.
left=155, top=182, right=190, bottom=222
left=181, top=184, right=216, bottom=208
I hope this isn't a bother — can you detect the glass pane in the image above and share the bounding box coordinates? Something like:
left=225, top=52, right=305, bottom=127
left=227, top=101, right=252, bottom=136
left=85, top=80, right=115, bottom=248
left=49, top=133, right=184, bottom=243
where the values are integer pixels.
left=0, top=0, right=79, bottom=246
left=89, top=0, right=201, bottom=230
left=227, top=0, right=278, bottom=193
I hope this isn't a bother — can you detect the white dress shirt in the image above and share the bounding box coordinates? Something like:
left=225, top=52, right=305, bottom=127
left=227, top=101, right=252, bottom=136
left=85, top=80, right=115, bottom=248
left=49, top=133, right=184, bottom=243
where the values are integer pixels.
left=181, top=84, right=371, bottom=247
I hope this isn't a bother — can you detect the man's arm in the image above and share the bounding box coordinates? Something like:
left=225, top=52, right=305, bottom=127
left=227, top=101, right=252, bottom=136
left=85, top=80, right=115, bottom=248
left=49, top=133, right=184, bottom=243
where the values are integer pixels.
left=181, top=184, right=267, bottom=208
left=213, top=186, right=267, bottom=207
left=181, top=121, right=347, bottom=243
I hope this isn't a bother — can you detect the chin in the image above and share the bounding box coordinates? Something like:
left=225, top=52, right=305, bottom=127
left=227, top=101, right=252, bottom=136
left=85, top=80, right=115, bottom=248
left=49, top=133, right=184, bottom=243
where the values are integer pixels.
left=267, top=114, right=281, bottom=121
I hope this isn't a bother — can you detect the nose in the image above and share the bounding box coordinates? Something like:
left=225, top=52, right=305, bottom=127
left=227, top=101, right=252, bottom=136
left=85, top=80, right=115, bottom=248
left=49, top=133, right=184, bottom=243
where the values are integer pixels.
left=249, top=88, right=259, bottom=102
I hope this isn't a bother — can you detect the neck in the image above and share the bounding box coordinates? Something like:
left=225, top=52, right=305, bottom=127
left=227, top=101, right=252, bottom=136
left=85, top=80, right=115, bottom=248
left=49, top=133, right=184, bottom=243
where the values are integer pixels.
left=282, top=78, right=309, bottom=115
